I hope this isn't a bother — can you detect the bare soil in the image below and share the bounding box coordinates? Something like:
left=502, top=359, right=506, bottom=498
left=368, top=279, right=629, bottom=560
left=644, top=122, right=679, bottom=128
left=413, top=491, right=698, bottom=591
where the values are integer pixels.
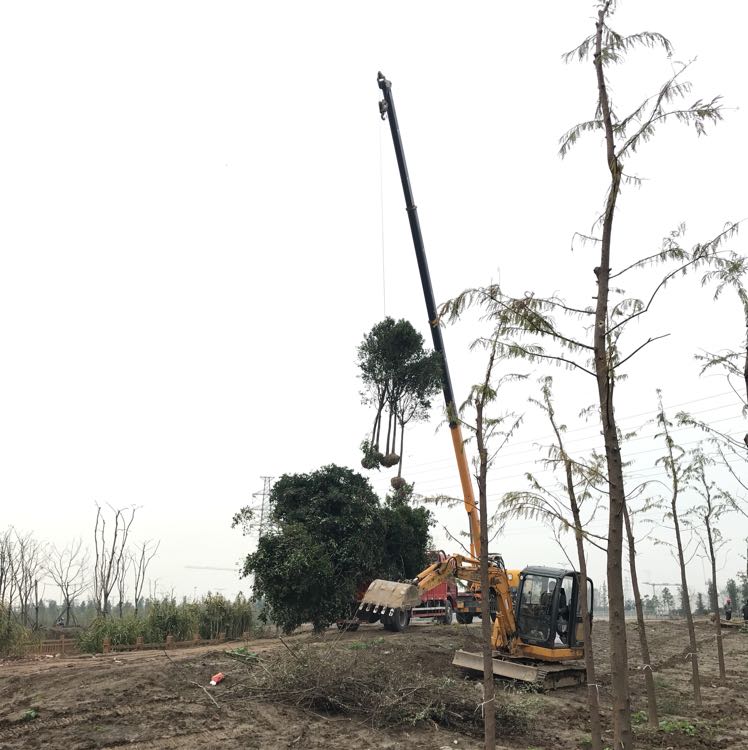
left=0, top=618, right=746, bottom=749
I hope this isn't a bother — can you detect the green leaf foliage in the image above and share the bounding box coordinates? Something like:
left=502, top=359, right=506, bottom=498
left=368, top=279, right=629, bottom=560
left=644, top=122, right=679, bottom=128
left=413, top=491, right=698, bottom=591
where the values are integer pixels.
left=241, top=466, right=431, bottom=633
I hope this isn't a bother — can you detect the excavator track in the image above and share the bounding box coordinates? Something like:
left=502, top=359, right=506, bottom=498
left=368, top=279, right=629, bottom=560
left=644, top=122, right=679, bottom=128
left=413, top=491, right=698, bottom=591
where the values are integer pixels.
left=452, top=649, right=586, bottom=690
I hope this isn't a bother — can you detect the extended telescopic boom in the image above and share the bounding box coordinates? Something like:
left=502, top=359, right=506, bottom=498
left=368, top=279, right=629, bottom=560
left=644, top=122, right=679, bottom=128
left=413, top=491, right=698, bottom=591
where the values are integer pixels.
left=377, top=71, right=481, bottom=559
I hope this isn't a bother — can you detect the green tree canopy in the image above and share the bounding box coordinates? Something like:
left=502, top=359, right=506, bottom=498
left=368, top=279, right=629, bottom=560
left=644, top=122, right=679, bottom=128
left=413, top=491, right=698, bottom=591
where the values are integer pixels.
left=237, top=465, right=431, bottom=633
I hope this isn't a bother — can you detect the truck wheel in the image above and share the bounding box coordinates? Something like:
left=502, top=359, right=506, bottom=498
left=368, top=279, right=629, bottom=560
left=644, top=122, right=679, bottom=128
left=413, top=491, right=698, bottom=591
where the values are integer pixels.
left=442, top=600, right=453, bottom=625
left=456, top=612, right=473, bottom=625
left=388, top=608, right=410, bottom=632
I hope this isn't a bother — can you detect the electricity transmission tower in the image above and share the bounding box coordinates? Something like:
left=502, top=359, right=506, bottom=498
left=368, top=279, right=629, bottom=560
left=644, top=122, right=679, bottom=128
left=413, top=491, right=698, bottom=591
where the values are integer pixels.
left=251, top=476, right=274, bottom=539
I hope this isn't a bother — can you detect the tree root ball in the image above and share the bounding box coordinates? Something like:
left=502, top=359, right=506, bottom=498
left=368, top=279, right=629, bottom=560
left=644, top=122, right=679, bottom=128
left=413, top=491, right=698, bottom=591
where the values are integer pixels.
left=390, top=476, right=407, bottom=490
left=380, top=452, right=401, bottom=468
left=361, top=454, right=380, bottom=470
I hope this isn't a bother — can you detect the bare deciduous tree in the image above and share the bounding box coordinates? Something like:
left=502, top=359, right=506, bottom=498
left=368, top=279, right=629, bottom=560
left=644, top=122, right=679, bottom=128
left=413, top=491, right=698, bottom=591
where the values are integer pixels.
left=685, top=447, right=729, bottom=681
left=458, top=342, right=523, bottom=750
left=48, top=540, right=89, bottom=626
left=622, top=500, right=659, bottom=728
left=0, top=531, right=18, bottom=637
left=655, top=394, right=702, bottom=706
left=132, top=540, right=160, bottom=617
left=12, top=531, right=47, bottom=628
left=115, top=552, right=131, bottom=619
left=93, top=504, right=137, bottom=618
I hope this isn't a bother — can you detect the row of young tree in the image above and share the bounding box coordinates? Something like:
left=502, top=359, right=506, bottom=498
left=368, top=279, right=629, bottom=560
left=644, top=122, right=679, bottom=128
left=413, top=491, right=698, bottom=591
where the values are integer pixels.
left=0, top=503, right=160, bottom=643
left=75, top=592, right=256, bottom=653
left=420, top=5, right=747, bottom=748
left=596, top=579, right=748, bottom=617
left=3, top=591, right=253, bottom=636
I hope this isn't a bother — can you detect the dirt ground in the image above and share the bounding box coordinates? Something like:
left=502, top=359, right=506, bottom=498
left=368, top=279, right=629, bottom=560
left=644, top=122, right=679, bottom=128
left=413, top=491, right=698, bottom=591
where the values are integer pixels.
left=0, top=618, right=746, bottom=749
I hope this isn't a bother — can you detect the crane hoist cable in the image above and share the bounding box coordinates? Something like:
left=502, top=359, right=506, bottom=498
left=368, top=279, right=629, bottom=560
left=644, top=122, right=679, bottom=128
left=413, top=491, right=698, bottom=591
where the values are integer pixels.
left=378, top=122, right=387, bottom=318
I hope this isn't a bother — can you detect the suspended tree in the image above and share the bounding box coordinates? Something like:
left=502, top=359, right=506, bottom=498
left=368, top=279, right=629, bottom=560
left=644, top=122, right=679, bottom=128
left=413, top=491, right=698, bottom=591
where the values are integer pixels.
left=357, top=317, right=441, bottom=482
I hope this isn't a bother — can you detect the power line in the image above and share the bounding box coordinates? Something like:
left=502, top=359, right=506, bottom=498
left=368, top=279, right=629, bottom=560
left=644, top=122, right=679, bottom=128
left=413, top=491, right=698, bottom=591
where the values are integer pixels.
left=380, top=395, right=743, bottom=482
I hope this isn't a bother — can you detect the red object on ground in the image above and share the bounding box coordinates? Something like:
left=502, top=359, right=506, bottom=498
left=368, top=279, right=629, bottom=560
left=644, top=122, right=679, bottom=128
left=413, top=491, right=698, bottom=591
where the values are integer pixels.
left=209, top=672, right=225, bottom=686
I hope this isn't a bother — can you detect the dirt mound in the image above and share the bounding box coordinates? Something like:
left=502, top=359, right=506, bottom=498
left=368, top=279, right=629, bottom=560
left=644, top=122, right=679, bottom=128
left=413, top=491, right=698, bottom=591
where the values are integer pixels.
left=233, top=638, right=538, bottom=737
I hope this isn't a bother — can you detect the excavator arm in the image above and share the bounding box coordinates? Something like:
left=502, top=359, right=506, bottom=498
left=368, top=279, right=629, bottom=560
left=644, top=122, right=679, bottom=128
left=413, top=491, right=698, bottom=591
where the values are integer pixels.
left=361, top=552, right=520, bottom=653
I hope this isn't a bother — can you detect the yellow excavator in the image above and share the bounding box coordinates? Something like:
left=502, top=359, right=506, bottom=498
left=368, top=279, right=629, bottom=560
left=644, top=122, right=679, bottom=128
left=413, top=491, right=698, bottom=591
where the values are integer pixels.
left=356, top=73, right=592, bottom=690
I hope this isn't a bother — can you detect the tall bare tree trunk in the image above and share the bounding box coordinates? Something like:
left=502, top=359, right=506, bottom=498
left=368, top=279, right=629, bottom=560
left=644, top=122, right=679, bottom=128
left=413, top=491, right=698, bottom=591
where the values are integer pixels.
left=572, top=509, right=602, bottom=748
left=476, top=401, right=495, bottom=750
left=704, top=502, right=737, bottom=680
left=385, top=407, right=393, bottom=455
left=398, top=419, right=405, bottom=478
left=673, top=507, right=702, bottom=706
left=623, top=506, right=658, bottom=728
left=593, top=6, right=632, bottom=746
left=705, top=519, right=726, bottom=680
left=547, top=397, right=602, bottom=749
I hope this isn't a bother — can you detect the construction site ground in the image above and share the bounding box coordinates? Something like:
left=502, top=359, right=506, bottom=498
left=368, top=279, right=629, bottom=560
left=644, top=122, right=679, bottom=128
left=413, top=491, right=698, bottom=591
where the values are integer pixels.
left=1, top=618, right=746, bottom=749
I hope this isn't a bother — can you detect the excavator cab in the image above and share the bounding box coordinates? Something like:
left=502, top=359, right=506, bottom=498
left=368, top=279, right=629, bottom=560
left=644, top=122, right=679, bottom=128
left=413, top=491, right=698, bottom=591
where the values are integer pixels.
left=515, top=567, right=593, bottom=650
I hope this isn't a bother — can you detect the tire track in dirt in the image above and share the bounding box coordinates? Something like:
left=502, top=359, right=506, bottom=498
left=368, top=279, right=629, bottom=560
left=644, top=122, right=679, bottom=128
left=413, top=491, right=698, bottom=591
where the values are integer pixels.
left=0, top=704, right=140, bottom=744
left=651, top=629, right=736, bottom=672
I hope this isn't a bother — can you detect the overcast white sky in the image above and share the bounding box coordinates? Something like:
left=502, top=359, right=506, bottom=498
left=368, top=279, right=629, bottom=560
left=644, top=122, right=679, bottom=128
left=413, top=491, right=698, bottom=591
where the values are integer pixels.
left=1, top=1, right=747, bottom=605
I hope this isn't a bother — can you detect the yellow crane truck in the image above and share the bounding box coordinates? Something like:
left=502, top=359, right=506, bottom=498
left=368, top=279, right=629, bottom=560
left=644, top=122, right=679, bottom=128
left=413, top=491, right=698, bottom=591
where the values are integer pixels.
left=356, top=73, right=593, bottom=690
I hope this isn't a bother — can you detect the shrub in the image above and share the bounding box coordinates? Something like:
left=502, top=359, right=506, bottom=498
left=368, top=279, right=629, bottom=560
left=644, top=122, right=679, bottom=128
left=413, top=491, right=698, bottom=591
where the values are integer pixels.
left=197, top=593, right=253, bottom=640
left=143, top=598, right=198, bottom=642
left=77, top=616, right=145, bottom=653
left=0, top=609, right=38, bottom=656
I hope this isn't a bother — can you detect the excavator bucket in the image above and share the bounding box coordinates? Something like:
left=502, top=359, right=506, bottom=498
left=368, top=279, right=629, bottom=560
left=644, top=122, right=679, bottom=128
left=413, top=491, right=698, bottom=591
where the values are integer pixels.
left=359, top=579, right=422, bottom=613
left=452, top=650, right=586, bottom=690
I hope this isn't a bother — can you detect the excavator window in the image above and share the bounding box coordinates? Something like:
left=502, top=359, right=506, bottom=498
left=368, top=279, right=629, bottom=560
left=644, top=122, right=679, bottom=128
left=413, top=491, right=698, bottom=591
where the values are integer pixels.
left=516, top=574, right=555, bottom=643
left=515, top=571, right=589, bottom=648
left=556, top=576, right=574, bottom=645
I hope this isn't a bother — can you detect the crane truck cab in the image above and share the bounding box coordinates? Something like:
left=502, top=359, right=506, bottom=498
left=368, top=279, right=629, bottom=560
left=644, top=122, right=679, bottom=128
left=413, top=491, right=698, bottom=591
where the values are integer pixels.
left=409, top=550, right=458, bottom=624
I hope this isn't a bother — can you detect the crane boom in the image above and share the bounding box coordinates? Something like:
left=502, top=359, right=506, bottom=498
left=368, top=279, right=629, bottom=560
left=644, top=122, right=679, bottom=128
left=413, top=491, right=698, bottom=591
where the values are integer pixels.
left=377, top=71, right=481, bottom=559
